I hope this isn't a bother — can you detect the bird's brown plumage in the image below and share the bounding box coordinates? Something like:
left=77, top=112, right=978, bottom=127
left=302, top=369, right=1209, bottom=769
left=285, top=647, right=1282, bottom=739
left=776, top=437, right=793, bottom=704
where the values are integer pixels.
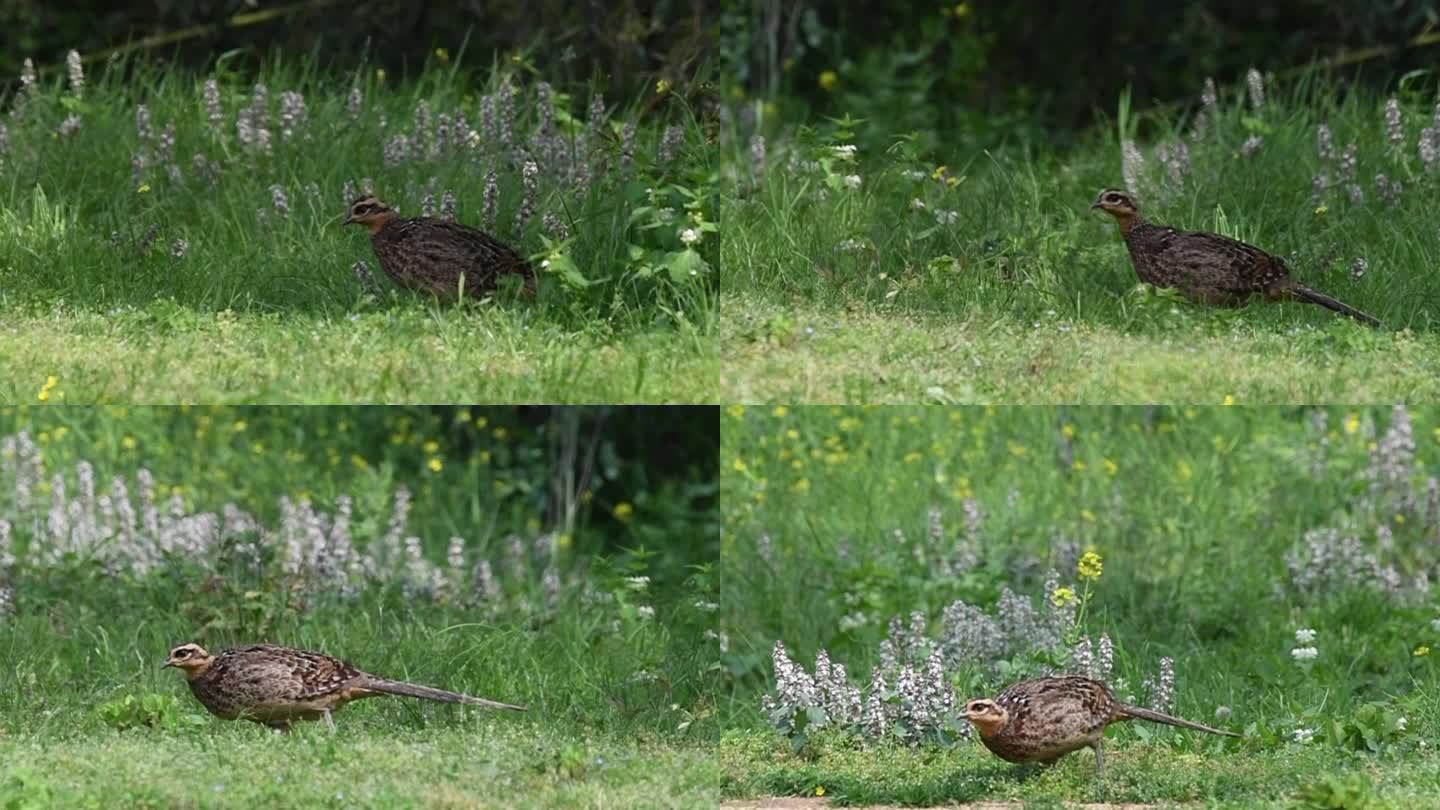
left=963, top=676, right=1238, bottom=774
left=163, top=642, right=525, bottom=731
left=1091, top=188, right=1380, bottom=327
left=343, top=195, right=535, bottom=300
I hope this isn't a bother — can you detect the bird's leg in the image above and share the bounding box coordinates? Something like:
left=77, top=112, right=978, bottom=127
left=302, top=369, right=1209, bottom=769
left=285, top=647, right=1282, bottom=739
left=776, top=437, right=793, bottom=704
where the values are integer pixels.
left=1091, top=740, right=1105, bottom=777
left=323, top=709, right=336, bottom=733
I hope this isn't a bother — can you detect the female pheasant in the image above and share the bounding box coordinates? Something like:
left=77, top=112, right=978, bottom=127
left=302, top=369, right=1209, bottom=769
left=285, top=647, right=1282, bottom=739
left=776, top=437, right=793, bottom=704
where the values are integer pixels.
left=343, top=195, right=536, bottom=299
left=963, top=676, right=1238, bottom=775
left=163, top=643, right=525, bottom=731
left=1091, top=188, right=1380, bottom=327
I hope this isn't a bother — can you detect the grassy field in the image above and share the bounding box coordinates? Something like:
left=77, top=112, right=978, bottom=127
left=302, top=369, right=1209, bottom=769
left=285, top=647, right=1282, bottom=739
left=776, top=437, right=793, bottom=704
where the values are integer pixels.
left=719, top=404, right=1440, bottom=807
left=721, top=79, right=1440, bottom=403
left=0, top=54, right=718, bottom=403
left=0, top=406, right=720, bottom=808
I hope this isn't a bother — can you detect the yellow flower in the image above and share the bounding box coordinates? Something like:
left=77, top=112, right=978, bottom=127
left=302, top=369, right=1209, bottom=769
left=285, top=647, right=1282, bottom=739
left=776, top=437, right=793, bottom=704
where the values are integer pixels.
left=1078, top=550, right=1103, bottom=580
left=121, top=436, right=137, bottom=450
left=1061, top=423, right=1075, bottom=439
left=1176, top=460, right=1193, bottom=481
left=428, top=457, right=443, bottom=472
left=656, top=78, right=672, bottom=95
left=251, top=441, right=265, bottom=455
left=478, top=450, right=491, bottom=464
left=728, top=404, right=746, bottom=419
left=785, top=429, right=799, bottom=440
left=1344, top=413, right=1360, bottom=434
left=423, top=440, right=440, bottom=454
left=1051, top=586, right=1076, bottom=607
left=818, top=70, right=838, bottom=92
left=493, top=427, right=508, bottom=440
left=791, top=477, right=810, bottom=493
left=613, top=502, right=634, bottom=522
left=1222, top=394, right=1235, bottom=406
left=557, top=532, right=572, bottom=550
left=351, top=454, right=369, bottom=470
left=955, top=2, right=971, bottom=16
left=434, top=47, right=449, bottom=63
left=815, top=786, right=826, bottom=797
left=1080, top=509, right=1096, bottom=522
left=1103, top=458, right=1118, bottom=477
left=772, top=405, right=789, bottom=417
left=733, top=458, right=747, bottom=472
left=137, top=183, right=151, bottom=194
left=1416, top=645, right=1430, bottom=657
left=375, top=68, right=386, bottom=82
left=232, top=420, right=247, bottom=432
left=1314, top=204, right=1328, bottom=216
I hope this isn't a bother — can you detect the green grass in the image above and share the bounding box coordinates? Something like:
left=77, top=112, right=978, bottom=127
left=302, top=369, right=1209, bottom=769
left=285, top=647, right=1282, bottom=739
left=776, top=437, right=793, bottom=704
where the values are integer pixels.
left=719, top=727, right=1439, bottom=807
left=721, top=80, right=1440, bottom=403
left=718, top=404, right=1440, bottom=806
left=0, top=55, right=718, bottom=404
left=0, top=406, right=720, bottom=808
left=1, top=304, right=715, bottom=403
left=0, top=728, right=717, bottom=809
left=719, top=293, right=1440, bottom=403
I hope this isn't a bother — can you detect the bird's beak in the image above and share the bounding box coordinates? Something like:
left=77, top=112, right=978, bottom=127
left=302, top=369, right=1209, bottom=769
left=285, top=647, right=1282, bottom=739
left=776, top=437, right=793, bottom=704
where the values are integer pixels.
left=161, top=660, right=175, bottom=669
left=342, top=214, right=354, bottom=226
left=1090, top=201, right=1102, bottom=210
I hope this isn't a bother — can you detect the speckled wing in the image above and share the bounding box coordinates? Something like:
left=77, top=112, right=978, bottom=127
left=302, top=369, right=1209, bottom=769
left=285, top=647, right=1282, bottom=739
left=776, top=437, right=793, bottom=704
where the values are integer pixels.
left=223, top=644, right=363, bottom=701
left=994, top=677, right=1116, bottom=761
left=1143, top=226, right=1292, bottom=294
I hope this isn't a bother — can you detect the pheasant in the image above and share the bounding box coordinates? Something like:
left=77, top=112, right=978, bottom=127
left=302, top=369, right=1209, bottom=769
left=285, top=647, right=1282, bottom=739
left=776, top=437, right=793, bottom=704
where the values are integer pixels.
left=342, top=195, right=536, bottom=300
left=1091, top=188, right=1380, bottom=327
left=163, top=643, right=525, bottom=731
left=962, top=676, right=1238, bottom=775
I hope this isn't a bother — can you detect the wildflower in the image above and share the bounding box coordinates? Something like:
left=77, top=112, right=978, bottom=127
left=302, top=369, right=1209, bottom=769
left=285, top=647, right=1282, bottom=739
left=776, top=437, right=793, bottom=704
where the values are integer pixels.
left=468, top=171, right=495, bottom=234
left=1121, top=140, right=1145, bottom=196
left=543, top=212, right=569, bottom=242
left=514, top=160, right=538, bottom=237
left=1295, top=628, right=1316, bottom=644
left=270, top=184, right=290, bottom=217
left=679, top=228, right=701, bottom=247
left=1150, top=657, right=1174, bottom=713
left=1350, top=257, right=1368, bottom=280
left=427, top=458, right=442, bottom=472
left=136, top=105, right=154, bottom=141
left=831, top=144, right=857, bottom=159
left=1215, top=705, right=1232, bottom=720
left=1239, top=135, right=1264, bottom=157
left=1050, top=586, right=1076, bottom=607
left=1420, top=127, right=1439, bottom=171
left=1374, top=173, right=1402, bottom=206
left=843, top=174, right=862, bottom=189
left=637, top=605, right=655, bottom=620
left=620, top=122, right=637, bottom=173
left=1292, top=727, right=1315, bottom=744
left=657, top=124, right=684, bottom=166
left=1196, top=77, right=1218, bottom=138
left=1245, top=67, right=1265, bottom=111
left=1416, top=645, right=1431, bottom=657
left=421, top=193, right=436, bottom=218
left=58, top=115, right=81, bottom=140
left=934, top=209, right=958, bottom=225
left=279, top=91, right=307, bottom=140
left=66, top=50, right=84, bottom=97
left=613, top=502, right=634, bottom=522
left=1385, top=97, right=1403, bottom=148
left=1077, top=550, right=1103, bottom=580
left=202, top=79, right=224, bottom=131
left=439, top=190, right=456, bottom=222
left=170, top=238, right=188, bottom=259
left=818, top=70, right=838, bottom=91
left=383, top=133, right=410, bottom=167
left=19, top=58, right=36, bottom=98
left=1316, top=124, right=1336, bottom=162
left=1291, top=646, right=1318, bottom=662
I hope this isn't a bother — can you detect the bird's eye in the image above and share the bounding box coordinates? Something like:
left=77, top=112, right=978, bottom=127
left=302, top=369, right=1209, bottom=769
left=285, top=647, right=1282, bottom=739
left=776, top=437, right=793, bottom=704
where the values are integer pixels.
left=174, top=649, right=189, bottom=658
left=1105, top=194, right=1121, bottom=204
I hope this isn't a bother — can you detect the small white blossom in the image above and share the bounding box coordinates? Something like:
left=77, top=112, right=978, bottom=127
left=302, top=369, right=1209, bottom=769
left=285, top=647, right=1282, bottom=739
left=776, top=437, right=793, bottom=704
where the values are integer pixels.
left=843, top=174, right=862, bottom=189
left=934, top=209, right=958, bottom=225
left=1292, top=727, right=1315, bottom=744
left=1291, top=646, right=1318, bottom=662
left=831, top=144, right=857, bottom=158
left=624, top=575, right=651, bottom=590
left=1295, top=628, right=1317, bottom=644
left=679, top=228, right=701, bottom=247
left=637, top=605, right=655, bottom=619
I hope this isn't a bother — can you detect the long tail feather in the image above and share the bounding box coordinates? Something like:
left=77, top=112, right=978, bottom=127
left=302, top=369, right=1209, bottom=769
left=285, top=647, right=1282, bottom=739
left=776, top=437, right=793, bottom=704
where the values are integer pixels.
left=361, top=677, right=526, bottom=711
left=1118, top=703, right=1239, bottom=737
left=1290, top=284, right=1382, bottom=327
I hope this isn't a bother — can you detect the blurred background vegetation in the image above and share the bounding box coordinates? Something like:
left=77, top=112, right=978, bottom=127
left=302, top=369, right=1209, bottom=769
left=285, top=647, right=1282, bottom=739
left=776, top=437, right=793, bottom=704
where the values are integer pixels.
left=718, top=0, right=1440, bottom=147
left=1, top=0, right=712, bottom=97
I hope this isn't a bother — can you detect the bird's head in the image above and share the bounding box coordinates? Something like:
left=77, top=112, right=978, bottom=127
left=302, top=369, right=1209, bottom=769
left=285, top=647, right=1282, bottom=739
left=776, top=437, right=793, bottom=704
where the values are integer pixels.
left=343, top=196, right=397, bottom=234
left=162, top=643, right=215, bottom=679
left=962, top=697, right=1009, bottom=737
left=1090, top=188, right=1142, bottom=230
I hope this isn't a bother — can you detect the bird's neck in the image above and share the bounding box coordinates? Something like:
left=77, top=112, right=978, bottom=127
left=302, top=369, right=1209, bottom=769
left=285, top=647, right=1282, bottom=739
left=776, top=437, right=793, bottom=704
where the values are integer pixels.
left=365, top=212, right=399, bottom=236
left=969, top=713, right=1008, bottom=738
left=181, top=658, right=216, bottom=680
left=1113, top=212, right=1145, bottom=236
